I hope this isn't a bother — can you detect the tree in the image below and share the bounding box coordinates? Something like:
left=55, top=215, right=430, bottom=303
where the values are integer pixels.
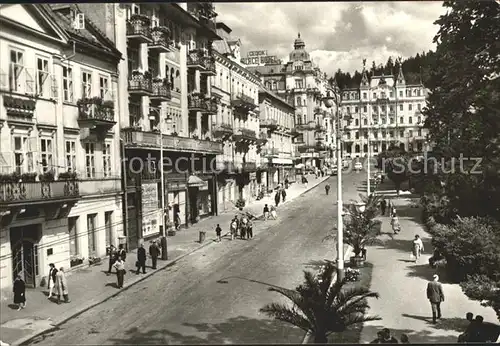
left=260, top=263, right=381, bottom=343
left=380, top=145, right=410, bottom=194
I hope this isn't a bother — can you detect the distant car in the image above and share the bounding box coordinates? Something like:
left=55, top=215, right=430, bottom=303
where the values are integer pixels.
left=342, top=160, right=349, bottom=169
left=354, top=162, right=363, bottom=171
left=331, top=165, right=338, bottom=175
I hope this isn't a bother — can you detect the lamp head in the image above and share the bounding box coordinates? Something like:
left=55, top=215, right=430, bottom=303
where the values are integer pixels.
left=323, top=97, right=335, bottom=109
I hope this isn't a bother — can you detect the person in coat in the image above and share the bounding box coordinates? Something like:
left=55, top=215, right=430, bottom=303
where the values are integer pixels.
left=246, top=219, right=253, bottom=239
left=215, top=224, right=222, bottom=242
left=47, top=263, right=58, bottom=299
left=230, top=216, right=239, bottom=240
left=284, top=176, right=289, bottom=189
left=107, top=245, right=117, bottom=274
left=13, top=274, right=26, bottom=310
left=274, top=191, right=281, bottom=207
left=113, top=258, right=126, bottom=288
left=426, top=274, right=445, bottom=323
left=149, top=241, right=160, bottom=269
left=55, top=267, right=70, bottom=304
left=325, top=183, right=331, bottom=195
left=136, top=243, right=147, bottom=274
left=412, top=234, right=424, bottom=262
left=380, top=199, right=387, bottom=216
left=281, top=189, right=286, bottom=203
left=117, top=244, right=126, bottom=262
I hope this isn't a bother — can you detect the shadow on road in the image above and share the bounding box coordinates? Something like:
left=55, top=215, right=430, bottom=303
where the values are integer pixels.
left=108, top=316, right=304, bottom=344
left=401, top=313, right=469, bottom=333
left=361, top=324, right=460, bottom=344
left=303, top=259, right=336, bottom=271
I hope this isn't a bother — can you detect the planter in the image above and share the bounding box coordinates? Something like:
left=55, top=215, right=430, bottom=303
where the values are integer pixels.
left=167, top=230, right=176, bottom=236
left=350, top=256, right=365, bottom=268
left=88, top=257, right=102, bottom=266
left=70, top=258, right=84, bottom=267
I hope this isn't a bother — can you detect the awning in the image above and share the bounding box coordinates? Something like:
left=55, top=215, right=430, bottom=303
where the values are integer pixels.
left=187, top=175, right=206, bottom=187
left=295, top=163, right=305, bottom=169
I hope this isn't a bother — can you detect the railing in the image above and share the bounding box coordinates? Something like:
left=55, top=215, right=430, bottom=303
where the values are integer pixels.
left=260, top=119, right=278, bottom=128
left=0, top=180, right=79, bottom=204
left=188, top=95, right=209, bottom=111
left=233, top=92, right=255, bottom=105
left=234, top=127, right=257, bottom=139
left=262, top=148, right=280, bottom=156
left=151, top=79, right=171, bottom=99
left=242, top=162, right=257, bottom=171
left=149, top=26, right=172, bottom=49
left=79, top=177, right=121, bottom=195
left=202, top=56, right=216, bottom=74
left=77, top=98, right=115, bottom=122
left=212, top=123, right=233, bottom=137
left=128, top=72, right=152, bottom=93
left=216, top=160, right=237, bottom=172
left=126, top=15, right=151, bottom=39
left=122, top=130, right=223, bottom=154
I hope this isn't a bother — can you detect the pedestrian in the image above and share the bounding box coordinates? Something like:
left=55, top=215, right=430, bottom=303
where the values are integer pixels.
left=215, top=224, right=222, bottom=242
left=370, top=331, right=384, bottom=343
left=281, top=188, right=286, bottom=202
left=325, top=184, right=331, bottom=195
left=426, top=274, right=445, bottom=324
left=270, top=205, right=277, bottom=219
left=458, top=312, right=475, bottom=342
left=55, top=267, right=70, bottom=304
left=263, top=204, right=269, bottom=220
left=400, top=334, right=410, bottom=344
left=391, top=206, right=397, bottom=218
left=113, top=258, right=126, bottom=288
left=136, top=243, right=146, bottom=274
left=274, top=191, right=280, bottom=207
left=149, top=240, right=160, bottom=269
left=230, top=216, right=239, bottom=240
left=380, top=199, right=387, bottom=215
left=240, top=215, right=248, bottom=240
left=108, top=244, right=117, bottom=274
left=391, top=215, right=401, bottom=234
left=118, top=244, right=126, bottom=262
left=381, top=328, right=398, bottom=343
left=284, top=176, right=289, bottom=189
left=412, top=234, right=424, bottom=262
left=387, top=199, right=392, bottom=213
left=246, top=219, right=253, bottom=239
left=13, top=274, right=26, bottom=311
left=47, top=263, right=58, bottom=299
left=174, top=211, right=180, bottom=230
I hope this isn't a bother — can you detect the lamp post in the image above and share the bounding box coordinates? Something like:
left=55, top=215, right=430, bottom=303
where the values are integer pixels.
left=323, top=90, right=344, bottom=282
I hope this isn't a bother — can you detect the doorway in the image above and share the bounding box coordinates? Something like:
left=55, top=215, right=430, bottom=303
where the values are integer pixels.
left=10, top=224, right=41, bottom=287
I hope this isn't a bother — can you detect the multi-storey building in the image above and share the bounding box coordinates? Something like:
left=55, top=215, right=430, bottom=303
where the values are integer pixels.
left=247, top=34, right=333, bottom=169
left=211, top=23, right=263, bottom=212
left=340, top=61, right=429, bottom=158
left=80, top=3, right=223, bottom=248
left=258, top=86, right=296, bottom=190
left=0, top=4, right=123, bottom=292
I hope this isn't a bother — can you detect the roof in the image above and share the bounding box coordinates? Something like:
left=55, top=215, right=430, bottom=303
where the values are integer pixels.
left=259, top=85, right=294, bottom=110
left=46, top=4, right=121, bottom=60
left=216, top=22, right=231, bottom=34
left=247, top=64, right=285, bottom=75
left=213, top=39, right=232, bottom=55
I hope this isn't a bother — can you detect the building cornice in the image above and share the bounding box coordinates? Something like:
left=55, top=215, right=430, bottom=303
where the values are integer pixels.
left=213, top=50, right=261, bottom=85
left=259, top=88, right=294, bottom=111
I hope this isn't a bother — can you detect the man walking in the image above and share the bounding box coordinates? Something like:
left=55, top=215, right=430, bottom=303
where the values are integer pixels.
left=215, top=224, right=222, bottom=242
left=136, top=243, right=147, bottom=274
left=325, top=183, right=331, bottom=195
left=426, top=274, right=445, bottom=323
left=281, top=188, right=286, bottom=203
left=263, top=204, right=269, bottom=220
left=118, top=244, right=126, bottom=262
left=149, top=240, right=160, bottom=270
left=107, top=245, right=117, bottom=274
left=380, top=199, right=387, bottom=216
left=274, top=191, right=281, bottom=207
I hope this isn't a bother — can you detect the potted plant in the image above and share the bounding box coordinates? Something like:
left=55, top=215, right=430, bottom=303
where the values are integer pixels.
left=70, top=255, right=84, bottom=267
left=129, top=13, right=151, bottom=23
left=39, top=171, right=55, bottom=182
left=88, top=256, right=101, bottom=266
left=21, top=172, right=37, bottom=182
left=9, top=172, right=22, bottom=183
left=235, top=198, right=246, bottom=210
left=58, top=171, right=77, bottom=180
left=102, top=100, right=114, bottom=108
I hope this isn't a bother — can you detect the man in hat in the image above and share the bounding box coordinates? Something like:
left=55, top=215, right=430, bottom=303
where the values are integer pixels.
left=149, top=240, right=160, bottom=270
left=426, top=274, right=445, bottom=323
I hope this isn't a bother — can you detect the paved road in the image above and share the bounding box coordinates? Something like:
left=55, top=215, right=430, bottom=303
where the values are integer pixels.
left=29, top=172, right=365, bottom=345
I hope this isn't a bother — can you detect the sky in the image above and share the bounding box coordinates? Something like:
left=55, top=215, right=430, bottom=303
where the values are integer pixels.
left=216, top=1, right=447, bottom=75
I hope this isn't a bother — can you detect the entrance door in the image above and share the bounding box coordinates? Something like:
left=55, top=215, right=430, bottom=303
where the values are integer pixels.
left=10, top=225, right=40, bottom=287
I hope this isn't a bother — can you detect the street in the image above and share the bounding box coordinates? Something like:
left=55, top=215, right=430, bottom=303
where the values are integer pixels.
left=29, top=173, right=365, bottom=345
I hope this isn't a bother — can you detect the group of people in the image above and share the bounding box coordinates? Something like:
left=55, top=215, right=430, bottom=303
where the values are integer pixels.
left=457, top=312, right=500, bottom=343
left=228, top=214, right=254, bottom=241
left=370, top=328, right=409, bottom=343
left=13, top=264, right=70, bottom=311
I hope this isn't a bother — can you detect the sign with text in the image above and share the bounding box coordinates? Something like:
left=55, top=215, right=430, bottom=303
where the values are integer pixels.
left=141, top=183, right=160, bottom=237
left=241, top=55, right=281, bottom=66
left=248, top=50, right=267, bottom=57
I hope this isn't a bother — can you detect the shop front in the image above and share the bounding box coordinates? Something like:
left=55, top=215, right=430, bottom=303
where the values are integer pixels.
left=187, top=174, right=216, bottom=224
left=141, top=182, right=161, bottom=240
left=166, top=177, right=187, bottom=228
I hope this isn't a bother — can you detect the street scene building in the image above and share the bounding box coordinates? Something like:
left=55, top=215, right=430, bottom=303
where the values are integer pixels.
left=0, top=4, right=123, bottom=292
left=211, top=22, right=263, bottom=213
left=340, top=60, right=430, bottom=158
left=246, top=34, right=334, bottom=170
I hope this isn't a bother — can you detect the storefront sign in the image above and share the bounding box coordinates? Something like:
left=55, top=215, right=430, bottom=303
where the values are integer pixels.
left=167, top=181, right=186, bottom=191
left=141, top=183, right=159, bottom=237
left=199, top=181, right=209, bottom=191
left=249, top=172, right=257, bottom=180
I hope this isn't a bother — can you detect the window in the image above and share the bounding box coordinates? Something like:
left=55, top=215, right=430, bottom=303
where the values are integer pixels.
left=62, top=66, right=73, bottom=102
left=399, top=104, right=403, bottom=111
left=347, top=106, right=350, bottom=114
left=418, top=129, right=422, bottom=136
left=409, top=104, right=413, bottom=111
left=399, top=116, right=404, bottom=124
left=417, top=103, right=422, bottom=111
left=85, top=143, right=95, bottom=178
left=389, top=131, right=394, bottom=138
left=373, top=131, right=378, bottom=138
left=373, top=93, right=377, bottom=99
left=87, top=213, right=97, bottom=254
left=399, top=90, right=403, bottom=97
left=296, top=97, right=301, bottom=106
left=127, top=47, right=140, bottom=74
left=151, top=8, right=159, bottom=27
left=68, top=217, right=79, bottom=263
left=355, top=131, right=359, bottom=139
left=363, top=92, right=367, bottom=99
left=363, top=119, right=367, bottom=125
left=409, top=130, right=413, bottom=137
left=418, top=116, right=422, bottom=124
left=409, top=116, right=413, bottom=124
left=389, top=105, right=394, bottom=112
left=9, top=49, right=24, bottom=92
left=417, top=89, right=421, bottom=96
left=99, top=76, right=110, bottom=100
left=400, top=130, right=404, bottom=137
left=354, top=106, right=358, bottom=113
left=363, top=106, right=367, bottom=112
left=105, top=211, right=113, bottom=247
left=355, top=119, right=359, bottom=126
left=390, top=91, right=393, bottom=98
left=103, top=142, right=111, bottom=177
left=40, top=138, right=53, bottom=173
left=36, top=57, right=49, bottom=96
left=381, top=105, right=386, bottom=112
left=13, top=136, right=33, bottom=174
left=381, top=92, right=386, bottom=99
left=295, top=79, right=303, bottom=89
left=82, top=71, right=92, bottom=98
left=148, top=55, right=159, bottom=78
left=65, top=140, right=76, bottom=172
left=390, top=117, right=394, bottom=124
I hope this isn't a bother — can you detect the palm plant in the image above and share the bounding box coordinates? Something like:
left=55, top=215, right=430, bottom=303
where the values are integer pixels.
left=260, top=263, right=381, bottom=343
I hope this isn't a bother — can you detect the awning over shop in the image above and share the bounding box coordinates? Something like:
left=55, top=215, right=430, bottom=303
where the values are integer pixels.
left=295, top=163, right=305, bottom=169
left=187, top=175, right=206, bottom=187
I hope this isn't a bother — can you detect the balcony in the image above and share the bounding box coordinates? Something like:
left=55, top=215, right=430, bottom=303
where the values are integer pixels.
left=77, top=97, right=116, bottom=132
left=187, top=49, right=213, bottom=71
left=212, top=123, right=233, bottom=139
left=122, top=129, right=223, bottom=155
left=260, top=118, right=278, bottom=131
left=0, top=180, right=80, bottom=207
left=150, top=78, right=171, bottom=102
left=79, top=177, right=121, bottom=196
left=256, top=132, right=268, bottom=146
left=261, top=148, right=280, bottom=157
left=188, top=94, right=209, bottom=112
left=242, top=162, right=257, bottom=172
left=297, top=144, right=316, bottom=153
left=200, top=56, right=216, bottom=76
left=231, top=92, right=257, bottom=112
left=128, top=71, right=153, bottom=96
left=126, top=14, right=152, bottom=44
left=315, top=132, right=326, bottom=141
left=148, top=26, right=173, bottom=53
left=314, top=124, right=326, bottom=133
left=233, top=128, right=257, bottom=143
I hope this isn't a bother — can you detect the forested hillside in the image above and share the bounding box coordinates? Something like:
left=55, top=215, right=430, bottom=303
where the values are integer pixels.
left=332, top=51, right=437, bottom=89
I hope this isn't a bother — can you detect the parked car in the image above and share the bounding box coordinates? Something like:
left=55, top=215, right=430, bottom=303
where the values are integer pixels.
left=331, top=165, right=338, bottom=175
left=354, top=162, right=363, bottom=171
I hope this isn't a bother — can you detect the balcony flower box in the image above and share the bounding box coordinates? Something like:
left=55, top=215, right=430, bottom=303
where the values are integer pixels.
left=88, top=256, right=101, bottom=266
left=58, top=171, right=77, bottom=180
left=130, top=14, right=150, bottom=23
left=70, top=256, right=84, bottom=268
left=39, top=171, right=55, bottom=182
left=0, top=172, right=21, bottom=183
left=21, top=172, right=37, bottom=182
left=235, top=198, right=246, bottom=210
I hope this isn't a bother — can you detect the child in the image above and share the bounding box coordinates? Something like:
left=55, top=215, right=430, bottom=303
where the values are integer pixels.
left=215, top=224, right=222, bottom=242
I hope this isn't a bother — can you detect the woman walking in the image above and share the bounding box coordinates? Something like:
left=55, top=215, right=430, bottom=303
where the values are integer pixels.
left=274, top=191, right=281, bottom=207
left=13, top=274, right=26, bottom=311
left=47, top=263, right=58, bottom=299
left=412, top=235, right=424, bottom=263
left=55, top=267, right=70, bottom=304
left=391, top=215, right=401, bottom=234
left=113, top=258, right=126, bottom=288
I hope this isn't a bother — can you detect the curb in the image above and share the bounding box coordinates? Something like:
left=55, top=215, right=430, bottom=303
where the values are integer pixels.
left=15, top=176, right=329, bottom=346
left=301, top=245, right=354, bottom=344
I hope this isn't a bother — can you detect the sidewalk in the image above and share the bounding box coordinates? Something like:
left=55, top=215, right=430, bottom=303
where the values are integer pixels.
left=0, top=175, right=329, bottom=346
left=358, top=198, right=498, bottom=344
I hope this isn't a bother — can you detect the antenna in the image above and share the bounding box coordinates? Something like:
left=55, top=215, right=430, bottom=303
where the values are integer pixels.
left=73, top=13, right=85, bottom=30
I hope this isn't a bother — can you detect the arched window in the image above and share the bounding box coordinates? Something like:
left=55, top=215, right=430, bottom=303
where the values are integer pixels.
left=355, top=119, right=359, bottom=126
left=355, top=144, right=360, bottom=153
left=399, top=116, right=404, bottom=124
left=363, top=119, right=367, bottom=125
left=363, top=144, right=368, bottom=153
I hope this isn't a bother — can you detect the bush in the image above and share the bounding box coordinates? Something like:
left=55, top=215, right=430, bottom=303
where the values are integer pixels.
left=235, top=198, right=246, bottom=209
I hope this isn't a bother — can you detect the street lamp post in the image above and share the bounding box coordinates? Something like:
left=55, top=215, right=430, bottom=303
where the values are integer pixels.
left=367, top=128, right=371, bottom=196
left=323, top=90, right=344, bottom=282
